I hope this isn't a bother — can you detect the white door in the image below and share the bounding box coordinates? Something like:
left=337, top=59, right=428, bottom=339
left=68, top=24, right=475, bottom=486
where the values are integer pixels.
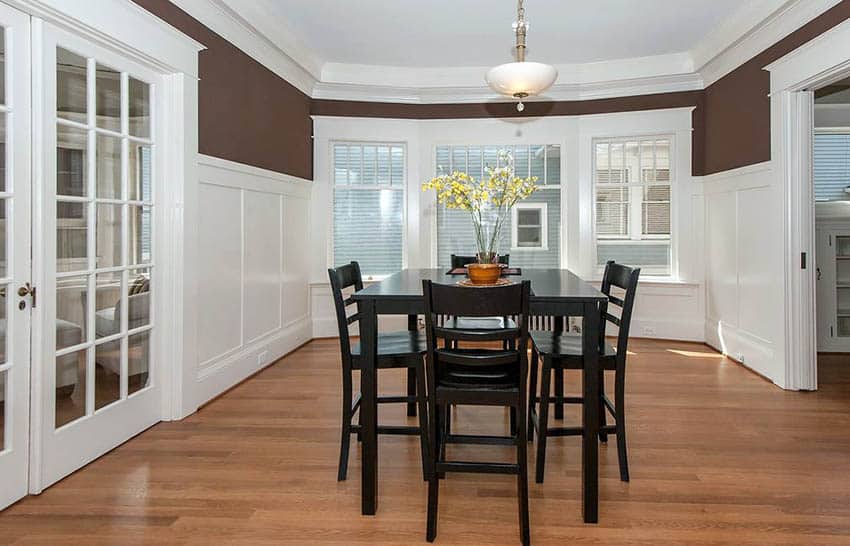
left=0, top=3, right=31, bottom=510
left=32, top=21, right=161, bottom=490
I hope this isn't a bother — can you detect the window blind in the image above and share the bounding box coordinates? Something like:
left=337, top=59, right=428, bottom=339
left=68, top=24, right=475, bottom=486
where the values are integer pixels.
left=435, top=145, right=561, bottom=268
left=814, top=133, right=850, bottom=201
left=333, top=143, right=404, bottom=276
left=595, top=138, right=672, bottom=274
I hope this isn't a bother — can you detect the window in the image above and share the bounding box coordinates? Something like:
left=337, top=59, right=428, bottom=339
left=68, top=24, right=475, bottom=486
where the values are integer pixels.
left=595, top=137, right=671, bottom=275
left=512, top=202, right=548, bottom=250
left=435, top=144, right=560, bottom=268
left=332, top=142, right=405, bottom=278
left=814, top=132, right=850, bottom=201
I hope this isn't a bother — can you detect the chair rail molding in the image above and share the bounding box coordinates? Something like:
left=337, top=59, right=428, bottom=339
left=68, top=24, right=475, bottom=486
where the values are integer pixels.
left=765, top=18, right=850, bottom=390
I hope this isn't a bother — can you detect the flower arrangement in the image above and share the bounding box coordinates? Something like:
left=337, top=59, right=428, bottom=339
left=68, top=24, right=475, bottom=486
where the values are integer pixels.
left=423, top=150, right=538, bottom=264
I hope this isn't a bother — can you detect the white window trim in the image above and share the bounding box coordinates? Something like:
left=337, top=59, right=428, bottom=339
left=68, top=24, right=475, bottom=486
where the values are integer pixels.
left=511, top=202, right=548, bottom=251
left=329, top=140, right=407, bottom=281
left=592, top=134, right=674, bottom=277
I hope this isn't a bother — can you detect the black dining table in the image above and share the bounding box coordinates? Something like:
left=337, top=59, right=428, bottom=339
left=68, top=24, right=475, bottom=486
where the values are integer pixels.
left=351, top=268, right=608, bottom=523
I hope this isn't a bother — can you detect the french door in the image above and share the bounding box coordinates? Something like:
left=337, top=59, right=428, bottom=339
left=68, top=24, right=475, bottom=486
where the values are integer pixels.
left=31, top=21, right=162, bottom=491
left=0, top=3, right=32, bottom=511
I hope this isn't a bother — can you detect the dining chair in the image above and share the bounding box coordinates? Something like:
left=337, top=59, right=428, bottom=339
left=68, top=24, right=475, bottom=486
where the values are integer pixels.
left=328, top=261, right=429, bottom=482
left=450, top=253, right=510, bottom=268
left=528, top=261, right=640, bottom=483
left=422, top=279, right=532, bottom=546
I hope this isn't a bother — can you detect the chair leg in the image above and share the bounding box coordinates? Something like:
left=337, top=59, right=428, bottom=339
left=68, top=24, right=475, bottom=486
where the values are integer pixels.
left=598, top=370, right=608, bottom=444
left=516, top=401, right=531, bottom=546
left=554, top=368, right=564, bottom=420
left=407, top=367, right=417, bottom=417
left=415, top=362, right=430, bottom=481
left=445, top=404, right=452, bottom=436
left=615, top=367, right=629, bottom=482
left=528, top=347, right=538, bottom=443
left=426, top=397, right=440, bottom=541
left=338, top=372, right=353, bottom=481
left=535, top=357, right=553, bottom=484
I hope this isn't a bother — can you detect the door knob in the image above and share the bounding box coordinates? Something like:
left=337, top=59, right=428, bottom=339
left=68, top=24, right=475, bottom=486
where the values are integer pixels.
left=18, top=283, right=33, bottom=297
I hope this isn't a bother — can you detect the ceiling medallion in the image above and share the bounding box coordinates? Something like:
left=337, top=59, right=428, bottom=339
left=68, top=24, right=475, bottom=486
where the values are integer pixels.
left=485, top=0, right=558, bottom=112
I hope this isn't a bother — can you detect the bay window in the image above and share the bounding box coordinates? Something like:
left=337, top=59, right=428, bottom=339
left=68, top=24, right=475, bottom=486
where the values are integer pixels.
left=332, top=142, right=405, bottom=278
left=435, top=144, right=560, bottom=268
left=594, top=137, right=672, bottom=276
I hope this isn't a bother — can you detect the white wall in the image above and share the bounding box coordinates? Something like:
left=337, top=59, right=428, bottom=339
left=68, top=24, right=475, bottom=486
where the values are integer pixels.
left=184, top=155, right=312, bottom=409
left=311, top=110, right=705, bottom=341
left=702, top=162, right=785, bottom=382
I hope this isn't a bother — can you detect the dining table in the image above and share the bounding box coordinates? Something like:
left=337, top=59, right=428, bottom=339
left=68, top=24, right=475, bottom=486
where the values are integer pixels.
left=351, top=268, right=608, bottom=523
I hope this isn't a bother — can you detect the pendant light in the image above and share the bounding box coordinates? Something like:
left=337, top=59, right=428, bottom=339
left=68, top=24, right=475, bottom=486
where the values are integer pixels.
left=485, top=0, right=558, bottom=111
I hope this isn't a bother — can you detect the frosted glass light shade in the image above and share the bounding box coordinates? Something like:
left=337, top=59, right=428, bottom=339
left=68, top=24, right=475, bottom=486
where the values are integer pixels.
left=485, top=61, right=558, bottom=97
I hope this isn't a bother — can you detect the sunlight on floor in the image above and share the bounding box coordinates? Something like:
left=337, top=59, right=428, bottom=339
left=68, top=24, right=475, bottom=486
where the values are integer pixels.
left=667, top=349, right=724, bottom=359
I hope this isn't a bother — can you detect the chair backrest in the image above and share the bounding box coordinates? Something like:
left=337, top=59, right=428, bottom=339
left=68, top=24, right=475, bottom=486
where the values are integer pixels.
left=599, top=261, right=641, bottom=362
left=423, top=280, right=531, bottom=384
left=327, top=261, right=364, bottom=364
left=450, top=254, right=510, bottom=268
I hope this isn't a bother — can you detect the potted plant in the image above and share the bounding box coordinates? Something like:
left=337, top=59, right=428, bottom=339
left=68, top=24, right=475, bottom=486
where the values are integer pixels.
left=423, top=150, right=538, bottom=284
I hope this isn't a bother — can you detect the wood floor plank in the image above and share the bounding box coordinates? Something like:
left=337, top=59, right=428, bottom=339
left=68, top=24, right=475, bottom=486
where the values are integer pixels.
left=1, top=339, right=849, bottom=545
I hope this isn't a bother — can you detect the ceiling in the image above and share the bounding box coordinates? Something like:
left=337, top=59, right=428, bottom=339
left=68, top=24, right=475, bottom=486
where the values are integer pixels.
left=223, top=0, right=744, bottom=68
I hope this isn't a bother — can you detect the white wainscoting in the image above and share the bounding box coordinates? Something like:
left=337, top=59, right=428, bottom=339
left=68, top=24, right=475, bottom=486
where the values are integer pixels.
left=189, top=155, right=312, bottom=408
left=702, top=162, right=785, bottom=383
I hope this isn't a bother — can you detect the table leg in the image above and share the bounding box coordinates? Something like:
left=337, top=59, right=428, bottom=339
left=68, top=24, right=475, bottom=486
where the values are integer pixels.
left=582, top=301, right=600, bottom=524
left=407, top=314, right=418, bottom=417
left=360, top=300, right=379, bottom=515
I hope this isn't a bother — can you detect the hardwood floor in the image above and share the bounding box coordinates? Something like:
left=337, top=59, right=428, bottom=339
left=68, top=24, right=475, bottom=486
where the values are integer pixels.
left=2, top=338, right=850, bottom=545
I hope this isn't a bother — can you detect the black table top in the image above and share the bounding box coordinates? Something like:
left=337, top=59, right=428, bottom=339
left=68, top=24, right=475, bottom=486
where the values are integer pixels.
left=353, top=268, right=606, bottom=303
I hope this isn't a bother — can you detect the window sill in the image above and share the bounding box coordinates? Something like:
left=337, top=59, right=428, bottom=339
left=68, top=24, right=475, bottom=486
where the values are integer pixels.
left=588, top=276, right=700, bottom=287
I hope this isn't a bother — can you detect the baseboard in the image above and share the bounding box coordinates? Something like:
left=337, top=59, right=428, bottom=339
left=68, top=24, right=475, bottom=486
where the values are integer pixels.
left=191, top=317, right=313, bottom=408
left=704, top=317, right=779, bottom=385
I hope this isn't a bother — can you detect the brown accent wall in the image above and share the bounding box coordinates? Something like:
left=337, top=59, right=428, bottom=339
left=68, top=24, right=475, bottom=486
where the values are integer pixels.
left=312, top=92, right=706, bottom=175
left=703, top=1, right=850, bottom=175
left=132, top=0, right=313, bottom=180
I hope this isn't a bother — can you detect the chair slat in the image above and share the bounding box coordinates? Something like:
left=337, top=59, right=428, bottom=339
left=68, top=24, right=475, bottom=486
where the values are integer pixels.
left=346, top=313, right=361, bottom=325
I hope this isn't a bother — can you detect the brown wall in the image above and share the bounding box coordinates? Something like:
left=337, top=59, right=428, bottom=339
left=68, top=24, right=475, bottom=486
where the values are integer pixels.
left=703, top=0, right=850, bottom=175
left=136, top=0, right=850, bottom=180
left=132, top=0, right=313, bottom=180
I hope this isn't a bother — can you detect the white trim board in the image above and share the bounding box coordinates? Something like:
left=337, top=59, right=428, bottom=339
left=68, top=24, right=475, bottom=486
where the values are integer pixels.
left=165, top=0, right=841, bottom=104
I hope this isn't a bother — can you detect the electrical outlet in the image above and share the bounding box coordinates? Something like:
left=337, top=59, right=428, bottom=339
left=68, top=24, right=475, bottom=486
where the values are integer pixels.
left=642, top=326, right=656, bottom=336
left=257, top=350, right=270, bottom=366
left=735, top=352, right=745, bottom=363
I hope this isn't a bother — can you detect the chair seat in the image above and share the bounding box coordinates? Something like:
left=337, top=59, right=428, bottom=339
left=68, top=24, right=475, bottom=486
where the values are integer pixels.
left=530, top=330, right=617, bottom=368
left=351, top=330, right=426, bottom=359
left=437, top=349, right=520, bottom=389
left=443, top=316, right=517, bottom=330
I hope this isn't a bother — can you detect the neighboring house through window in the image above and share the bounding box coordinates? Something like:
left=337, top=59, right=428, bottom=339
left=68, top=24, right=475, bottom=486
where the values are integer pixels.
left=594, top=136, right=672, bottom=276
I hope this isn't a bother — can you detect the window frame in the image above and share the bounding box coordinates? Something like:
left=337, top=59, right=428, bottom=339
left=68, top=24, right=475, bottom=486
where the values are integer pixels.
left=511, top=201, right=548, bottom=251
left=329, top=140, right=407, bottom=281
left=592, top=134, right=674, bottom=277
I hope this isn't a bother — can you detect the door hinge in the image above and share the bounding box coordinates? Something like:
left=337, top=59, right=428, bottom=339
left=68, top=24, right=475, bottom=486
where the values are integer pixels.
left=831, top=325, right=835, bottom=338
left=801, top=252, right=807, bottom=270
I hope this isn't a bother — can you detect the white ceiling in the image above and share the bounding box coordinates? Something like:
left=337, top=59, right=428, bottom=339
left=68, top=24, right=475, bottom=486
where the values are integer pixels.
left=225, top=0, right=744, bottom=68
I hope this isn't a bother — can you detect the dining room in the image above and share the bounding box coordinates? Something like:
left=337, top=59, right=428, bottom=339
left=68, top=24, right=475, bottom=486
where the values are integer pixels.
left=2, top=1, right=850, bottom=545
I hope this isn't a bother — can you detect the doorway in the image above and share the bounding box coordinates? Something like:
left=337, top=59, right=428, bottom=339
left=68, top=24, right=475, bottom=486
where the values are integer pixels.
left=0, top=3, right=187, bottom=510
left=812, top=82, right=850, bottom=387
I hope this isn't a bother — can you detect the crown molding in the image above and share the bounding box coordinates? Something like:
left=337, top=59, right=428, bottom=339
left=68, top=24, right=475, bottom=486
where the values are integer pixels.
left=312, top=73, right=703, bottom=104
left=168, top=0, right=319, bottom=95
left=169, top=0, right=842, bottom=103
left=695, top=0, right=843, bottom=87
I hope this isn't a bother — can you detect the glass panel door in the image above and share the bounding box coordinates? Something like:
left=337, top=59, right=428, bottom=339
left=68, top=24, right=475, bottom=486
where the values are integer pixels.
left=0, top=3, right=31, bottom=511
left=34, top=21, right=160, bottom=491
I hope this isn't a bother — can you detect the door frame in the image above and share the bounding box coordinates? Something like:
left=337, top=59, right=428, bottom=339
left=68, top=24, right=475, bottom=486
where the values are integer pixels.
left=0, top=0, right=202, bottom=493
left=767, top=18, right=850, bottom=391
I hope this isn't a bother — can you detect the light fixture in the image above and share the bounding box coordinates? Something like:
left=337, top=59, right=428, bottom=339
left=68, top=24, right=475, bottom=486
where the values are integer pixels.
left=485, top=0, right=558, bottom=111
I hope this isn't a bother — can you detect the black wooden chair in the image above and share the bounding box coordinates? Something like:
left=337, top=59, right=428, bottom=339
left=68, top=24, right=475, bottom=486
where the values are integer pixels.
left=423, top=279, right=532, bottom=546
left=328, top=262, right=429, bottom=482
left=450, top=253, right=510, bottom=268
left=528, top=261, right=640, bottom=484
